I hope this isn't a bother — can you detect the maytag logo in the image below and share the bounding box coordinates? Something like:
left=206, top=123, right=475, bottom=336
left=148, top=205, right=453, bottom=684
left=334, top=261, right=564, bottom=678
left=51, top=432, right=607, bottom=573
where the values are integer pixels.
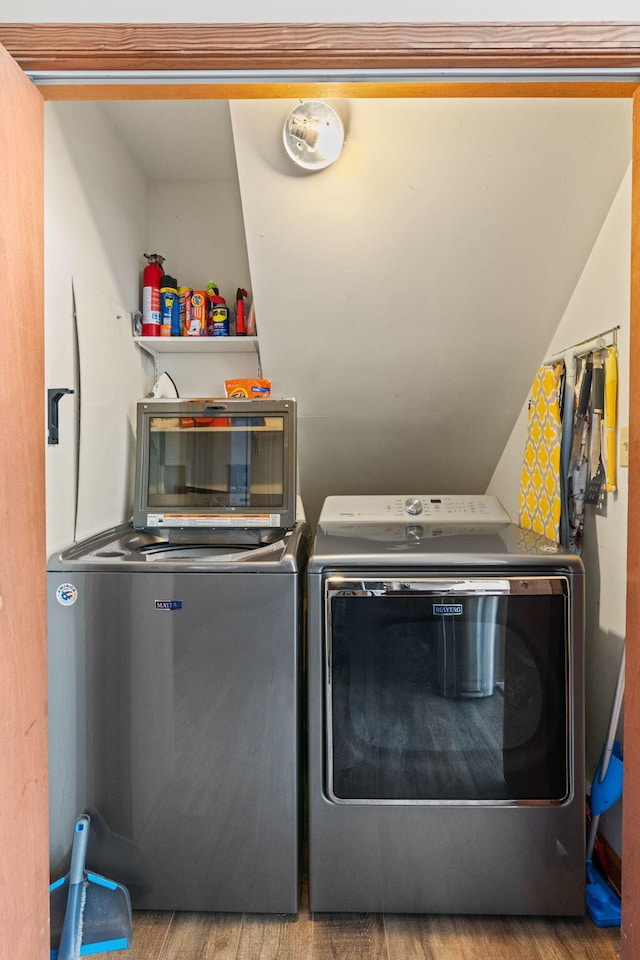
left=155, top=600, right=183, bottom=611
left=433, top=603, right=463, bottom=616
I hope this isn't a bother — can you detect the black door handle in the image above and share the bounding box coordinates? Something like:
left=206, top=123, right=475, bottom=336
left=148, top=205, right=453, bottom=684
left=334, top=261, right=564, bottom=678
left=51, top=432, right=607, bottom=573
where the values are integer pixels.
left=47, top=388, right=74, bottom=445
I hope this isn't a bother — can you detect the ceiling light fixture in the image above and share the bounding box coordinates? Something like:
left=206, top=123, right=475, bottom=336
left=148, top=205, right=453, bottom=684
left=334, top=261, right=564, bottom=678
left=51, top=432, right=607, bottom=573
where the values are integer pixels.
left=283, top=101, right=345, bottom=171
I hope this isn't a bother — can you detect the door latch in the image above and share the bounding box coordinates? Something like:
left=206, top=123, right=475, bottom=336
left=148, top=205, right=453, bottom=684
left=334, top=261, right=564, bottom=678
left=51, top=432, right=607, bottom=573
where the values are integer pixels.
left=47, top=388, right=74, bottom=445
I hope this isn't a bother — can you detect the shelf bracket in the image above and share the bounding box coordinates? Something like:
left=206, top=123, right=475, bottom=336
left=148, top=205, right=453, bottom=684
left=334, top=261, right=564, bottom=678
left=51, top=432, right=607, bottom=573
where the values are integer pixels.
left=47, top=387, right=74, bottom=445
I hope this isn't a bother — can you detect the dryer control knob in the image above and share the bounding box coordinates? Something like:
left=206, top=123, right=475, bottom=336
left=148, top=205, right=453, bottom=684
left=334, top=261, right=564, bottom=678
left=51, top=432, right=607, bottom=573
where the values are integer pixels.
left=404, top=497, right=423, bottom=516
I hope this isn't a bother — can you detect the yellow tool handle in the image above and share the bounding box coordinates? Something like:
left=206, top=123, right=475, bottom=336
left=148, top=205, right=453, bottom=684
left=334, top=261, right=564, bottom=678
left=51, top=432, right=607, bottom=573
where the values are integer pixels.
left=605, top=346, right=618, bottom=492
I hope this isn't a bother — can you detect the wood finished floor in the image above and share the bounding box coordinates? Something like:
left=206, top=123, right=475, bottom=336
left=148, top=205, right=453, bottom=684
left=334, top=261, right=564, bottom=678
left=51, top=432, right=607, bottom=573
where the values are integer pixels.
left=98, top=883, right=620, bottom=960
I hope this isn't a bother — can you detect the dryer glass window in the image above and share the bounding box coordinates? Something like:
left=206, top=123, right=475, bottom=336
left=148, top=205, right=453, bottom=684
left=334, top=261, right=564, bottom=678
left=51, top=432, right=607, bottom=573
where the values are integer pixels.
left=326, top=578, right=570, bottom=804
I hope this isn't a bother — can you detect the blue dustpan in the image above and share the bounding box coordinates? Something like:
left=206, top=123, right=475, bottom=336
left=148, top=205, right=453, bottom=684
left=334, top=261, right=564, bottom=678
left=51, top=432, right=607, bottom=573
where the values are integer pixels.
left=50, top=815, right=132, bottom=959
left=586, top=859, right=621, bottom=927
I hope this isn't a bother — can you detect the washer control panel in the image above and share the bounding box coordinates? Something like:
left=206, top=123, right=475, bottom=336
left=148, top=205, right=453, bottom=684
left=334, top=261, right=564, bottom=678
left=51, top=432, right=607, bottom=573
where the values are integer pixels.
left=318, top=495, right=511, bottom=525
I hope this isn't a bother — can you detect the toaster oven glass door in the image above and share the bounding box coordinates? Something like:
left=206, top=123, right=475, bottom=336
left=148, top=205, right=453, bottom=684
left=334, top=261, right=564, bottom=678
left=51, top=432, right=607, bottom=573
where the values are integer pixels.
left=147, top=414, right=285, bottom=510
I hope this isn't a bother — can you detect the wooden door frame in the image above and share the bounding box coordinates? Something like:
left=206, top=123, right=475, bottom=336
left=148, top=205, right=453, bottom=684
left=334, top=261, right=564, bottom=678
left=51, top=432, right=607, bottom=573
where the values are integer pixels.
left=0, top=39, right=47, bottom=960
left=2, top=21, right=639, bottom=956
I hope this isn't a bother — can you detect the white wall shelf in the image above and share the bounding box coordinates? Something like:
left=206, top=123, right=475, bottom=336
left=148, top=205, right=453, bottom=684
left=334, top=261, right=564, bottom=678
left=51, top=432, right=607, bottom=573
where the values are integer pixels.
left=134, top=336, right=259, bottom=355
left=133, top=335, right=262, bottom=381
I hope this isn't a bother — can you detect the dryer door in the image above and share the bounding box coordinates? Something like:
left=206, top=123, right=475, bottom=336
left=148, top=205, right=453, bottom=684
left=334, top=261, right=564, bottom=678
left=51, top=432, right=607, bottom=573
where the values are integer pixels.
left=324, top=576, right=571, bottom=804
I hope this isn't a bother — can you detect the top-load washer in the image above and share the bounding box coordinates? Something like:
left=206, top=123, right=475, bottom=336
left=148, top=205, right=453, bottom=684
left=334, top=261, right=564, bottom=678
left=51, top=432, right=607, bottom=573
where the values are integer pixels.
left=47, top=398, right=309, bottom=914
left=307, top=494, right=585, bottom=915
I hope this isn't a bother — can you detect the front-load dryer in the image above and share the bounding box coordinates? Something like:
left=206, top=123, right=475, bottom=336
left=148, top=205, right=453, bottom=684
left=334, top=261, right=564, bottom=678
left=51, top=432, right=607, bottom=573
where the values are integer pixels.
left=307, top=495, right=584, bottom=915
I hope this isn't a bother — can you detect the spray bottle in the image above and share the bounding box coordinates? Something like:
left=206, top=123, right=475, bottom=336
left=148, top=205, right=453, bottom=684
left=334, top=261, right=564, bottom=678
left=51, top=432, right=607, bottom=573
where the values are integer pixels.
left=207, top=282, right=229, bottom=337
left=141, top=253, right=165, bottom=336
left=235, top=287, right=248, bottom=336
left=159, top=275, right=179, bottom=338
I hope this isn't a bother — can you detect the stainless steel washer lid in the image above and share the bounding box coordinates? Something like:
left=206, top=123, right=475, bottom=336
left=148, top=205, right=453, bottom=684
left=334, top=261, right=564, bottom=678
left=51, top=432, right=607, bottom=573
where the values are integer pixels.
left=47, top=521, right=310, bottom=574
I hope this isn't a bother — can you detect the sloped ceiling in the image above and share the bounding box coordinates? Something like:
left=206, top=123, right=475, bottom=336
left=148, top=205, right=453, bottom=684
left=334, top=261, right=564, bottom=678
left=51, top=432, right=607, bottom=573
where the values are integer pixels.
left=104, top=97, right=632, bottom=526
left=231, top=98, right=631, bottom=525
left=102, top=100, right=238, bottom=182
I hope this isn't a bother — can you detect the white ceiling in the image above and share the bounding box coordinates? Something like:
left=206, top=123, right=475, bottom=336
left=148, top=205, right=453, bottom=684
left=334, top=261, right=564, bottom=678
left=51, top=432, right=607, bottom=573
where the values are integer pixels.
left=101, top=99, right=239, bottom=182
left=8, top=1, right=640, bottom=21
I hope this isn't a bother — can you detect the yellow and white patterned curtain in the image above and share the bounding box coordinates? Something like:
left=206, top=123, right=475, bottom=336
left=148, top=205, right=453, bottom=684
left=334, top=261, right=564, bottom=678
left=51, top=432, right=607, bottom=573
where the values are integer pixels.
left=518, top=362, right=564, bottom=543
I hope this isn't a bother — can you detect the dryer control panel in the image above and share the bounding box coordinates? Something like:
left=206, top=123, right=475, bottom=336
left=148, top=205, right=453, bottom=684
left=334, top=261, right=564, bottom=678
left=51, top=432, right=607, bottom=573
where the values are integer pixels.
left=318, top=495, right=511, bottom=525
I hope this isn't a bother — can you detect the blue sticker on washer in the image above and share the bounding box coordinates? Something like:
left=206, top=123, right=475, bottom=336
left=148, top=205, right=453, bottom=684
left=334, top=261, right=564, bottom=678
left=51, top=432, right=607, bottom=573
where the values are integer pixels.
left=56, top=583, right=78, bottom=606
left=155, top=600, right=183, bottom=611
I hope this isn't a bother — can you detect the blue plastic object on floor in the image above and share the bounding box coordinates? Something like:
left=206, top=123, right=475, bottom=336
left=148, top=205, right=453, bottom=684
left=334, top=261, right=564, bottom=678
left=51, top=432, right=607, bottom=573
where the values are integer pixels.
left=590, top=741, right=624, bottom=816
left=586, top=859, right=621, bottom=927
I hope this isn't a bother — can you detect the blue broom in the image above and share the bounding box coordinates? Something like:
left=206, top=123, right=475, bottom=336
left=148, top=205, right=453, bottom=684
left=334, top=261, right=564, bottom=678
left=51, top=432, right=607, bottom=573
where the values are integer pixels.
left=50, top=814, right=132, bottom=959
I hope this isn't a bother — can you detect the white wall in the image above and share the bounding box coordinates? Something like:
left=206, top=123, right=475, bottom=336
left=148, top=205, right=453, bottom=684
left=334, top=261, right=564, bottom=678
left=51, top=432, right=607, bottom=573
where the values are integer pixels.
left=231, top=97, right=631, bottom=525
left=45, top=100, right=268, bottom=553
left=143, top=178, right=258, bottom=396
left=3, top=1, right=640, bottom=22
left=45, top=102, right=149, bottom=553
left=488, top=166, right=631, bottom=850
left=44, top=97, right=633, bottom=539
left=146, top=180, right=251, bottom=313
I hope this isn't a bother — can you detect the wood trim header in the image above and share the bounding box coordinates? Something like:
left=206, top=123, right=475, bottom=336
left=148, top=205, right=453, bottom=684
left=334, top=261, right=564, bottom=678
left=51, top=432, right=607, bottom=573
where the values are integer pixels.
left=2, top=21, right=640, bottom=73
left=36, top=81, right=640, bottom=103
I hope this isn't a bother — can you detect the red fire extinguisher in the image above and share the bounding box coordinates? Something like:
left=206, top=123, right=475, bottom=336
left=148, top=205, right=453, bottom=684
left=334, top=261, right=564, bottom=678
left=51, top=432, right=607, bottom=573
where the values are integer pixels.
left=142, top=253, right=165, bottom=336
